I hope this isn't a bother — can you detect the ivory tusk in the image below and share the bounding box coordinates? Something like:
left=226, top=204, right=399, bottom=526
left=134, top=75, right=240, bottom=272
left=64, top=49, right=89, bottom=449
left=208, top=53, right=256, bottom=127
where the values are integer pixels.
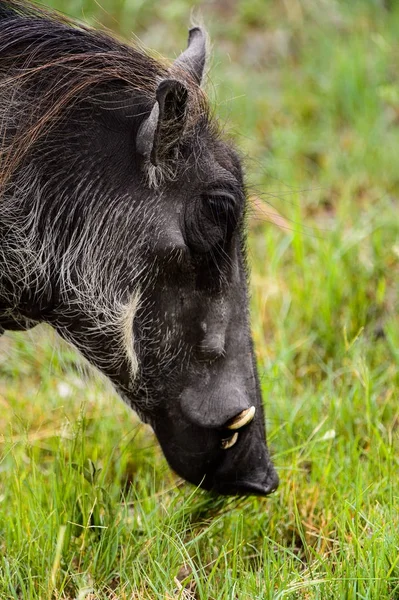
left=227, top=406, right=256, bottom=430
left=221, top=432, right=238, bottom=450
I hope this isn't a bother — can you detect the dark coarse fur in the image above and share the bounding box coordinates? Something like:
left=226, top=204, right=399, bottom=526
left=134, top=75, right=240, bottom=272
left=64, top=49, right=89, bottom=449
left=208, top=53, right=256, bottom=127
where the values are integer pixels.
left=0, top=1, right=278, bottom=497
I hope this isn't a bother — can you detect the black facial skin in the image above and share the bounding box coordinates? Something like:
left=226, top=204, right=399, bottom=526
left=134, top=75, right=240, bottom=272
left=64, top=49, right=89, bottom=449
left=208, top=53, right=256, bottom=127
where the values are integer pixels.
left=126, top=143, right=279, bottom=495
left=79, top=118, right=277, bottom=495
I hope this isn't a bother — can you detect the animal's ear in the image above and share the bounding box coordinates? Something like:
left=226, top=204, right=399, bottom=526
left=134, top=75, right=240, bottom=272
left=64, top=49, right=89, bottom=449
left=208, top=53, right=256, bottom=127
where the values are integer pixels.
left=136, top=79, right=188, bottom=166
left=172, top=27, right=207, bottom=86
left=136, top=28, right=207, bottom=166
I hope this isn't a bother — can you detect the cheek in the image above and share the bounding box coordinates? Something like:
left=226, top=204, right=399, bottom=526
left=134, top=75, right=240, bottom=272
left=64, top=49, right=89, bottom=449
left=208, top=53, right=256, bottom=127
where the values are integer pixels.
left=158, top=286, right=205, bottom=342
left=160, top=303, right=202, bottom=350
left=138, top=288, right=200, bottom=354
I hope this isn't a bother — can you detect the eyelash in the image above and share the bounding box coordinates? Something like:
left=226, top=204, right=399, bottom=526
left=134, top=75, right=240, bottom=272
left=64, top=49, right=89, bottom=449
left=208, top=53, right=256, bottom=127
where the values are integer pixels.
left=204, top=190, right=242, bottom=230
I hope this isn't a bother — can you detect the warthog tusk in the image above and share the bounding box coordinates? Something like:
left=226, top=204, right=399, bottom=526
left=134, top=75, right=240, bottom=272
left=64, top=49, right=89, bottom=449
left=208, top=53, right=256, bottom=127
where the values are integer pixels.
left=227, top=406, right=256, bottom=430
left=220, top=432, right=239, bottom=449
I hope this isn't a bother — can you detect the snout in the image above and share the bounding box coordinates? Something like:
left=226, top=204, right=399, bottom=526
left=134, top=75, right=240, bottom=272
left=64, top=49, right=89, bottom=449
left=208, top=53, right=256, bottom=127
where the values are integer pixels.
left=209, top=450, right=279, bottom=497
left=205, top=411, right=279, bottom=497
left=153, top=404, right=279, bottom=498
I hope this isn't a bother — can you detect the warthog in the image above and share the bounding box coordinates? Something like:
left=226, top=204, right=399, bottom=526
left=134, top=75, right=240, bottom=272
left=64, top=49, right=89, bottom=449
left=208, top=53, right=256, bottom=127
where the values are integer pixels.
left=0, top=0, right=278, bottom=496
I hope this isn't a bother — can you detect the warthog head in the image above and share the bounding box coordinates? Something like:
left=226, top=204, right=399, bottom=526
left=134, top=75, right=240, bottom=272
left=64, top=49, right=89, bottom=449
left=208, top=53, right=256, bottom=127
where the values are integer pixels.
left=0, top=1, right=278, bottom=496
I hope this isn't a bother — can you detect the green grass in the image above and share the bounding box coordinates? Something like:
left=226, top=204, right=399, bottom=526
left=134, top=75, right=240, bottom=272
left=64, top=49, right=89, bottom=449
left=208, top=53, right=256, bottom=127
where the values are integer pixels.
left=1, top=0, right=399, bottom=598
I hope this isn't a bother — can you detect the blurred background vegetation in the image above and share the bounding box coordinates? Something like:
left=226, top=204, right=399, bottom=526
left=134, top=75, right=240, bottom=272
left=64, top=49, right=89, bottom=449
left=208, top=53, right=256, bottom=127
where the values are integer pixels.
left=1, top=0, right=399, bottom=598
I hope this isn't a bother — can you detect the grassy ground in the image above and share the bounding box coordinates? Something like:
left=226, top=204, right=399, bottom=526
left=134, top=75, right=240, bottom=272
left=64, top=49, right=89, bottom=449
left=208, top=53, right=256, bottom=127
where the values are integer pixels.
left=1, top=0, right=399, bottom=598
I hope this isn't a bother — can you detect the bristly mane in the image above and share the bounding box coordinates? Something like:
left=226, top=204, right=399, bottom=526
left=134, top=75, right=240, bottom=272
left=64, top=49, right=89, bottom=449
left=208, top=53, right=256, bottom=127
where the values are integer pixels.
left=0, top=0, right=208, bottom=191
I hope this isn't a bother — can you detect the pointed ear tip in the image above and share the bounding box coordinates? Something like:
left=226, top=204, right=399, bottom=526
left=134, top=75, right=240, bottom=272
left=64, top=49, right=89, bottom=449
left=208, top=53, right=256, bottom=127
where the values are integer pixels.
left=188, top=26, right=207, bottom=40
left=189, top=25, right=204, bottom=34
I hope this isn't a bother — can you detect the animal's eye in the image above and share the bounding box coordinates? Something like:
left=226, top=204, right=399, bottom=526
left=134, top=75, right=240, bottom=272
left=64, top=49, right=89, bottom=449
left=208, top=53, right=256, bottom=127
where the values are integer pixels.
left=184, top=188, right=243, bottom=254
left=205, top=190, right=241, bottom=234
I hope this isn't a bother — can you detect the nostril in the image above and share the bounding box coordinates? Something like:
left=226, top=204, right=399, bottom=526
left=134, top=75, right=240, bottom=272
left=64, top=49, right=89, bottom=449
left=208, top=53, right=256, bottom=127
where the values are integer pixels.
left=226, top=406, right=255, bottom=430
left=265, top=469, right=280, bottom=495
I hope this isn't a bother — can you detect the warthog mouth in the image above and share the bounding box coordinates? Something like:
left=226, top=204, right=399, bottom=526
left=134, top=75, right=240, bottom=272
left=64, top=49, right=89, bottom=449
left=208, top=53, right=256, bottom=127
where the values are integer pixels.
left=210, top=471, right=280, bottom=497
left=220, top=406, right=256, bottom=449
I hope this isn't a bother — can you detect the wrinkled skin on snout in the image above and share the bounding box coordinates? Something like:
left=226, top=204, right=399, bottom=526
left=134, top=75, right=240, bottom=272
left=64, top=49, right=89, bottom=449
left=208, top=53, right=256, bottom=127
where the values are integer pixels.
left=0, top=15, right=278, bottom=496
